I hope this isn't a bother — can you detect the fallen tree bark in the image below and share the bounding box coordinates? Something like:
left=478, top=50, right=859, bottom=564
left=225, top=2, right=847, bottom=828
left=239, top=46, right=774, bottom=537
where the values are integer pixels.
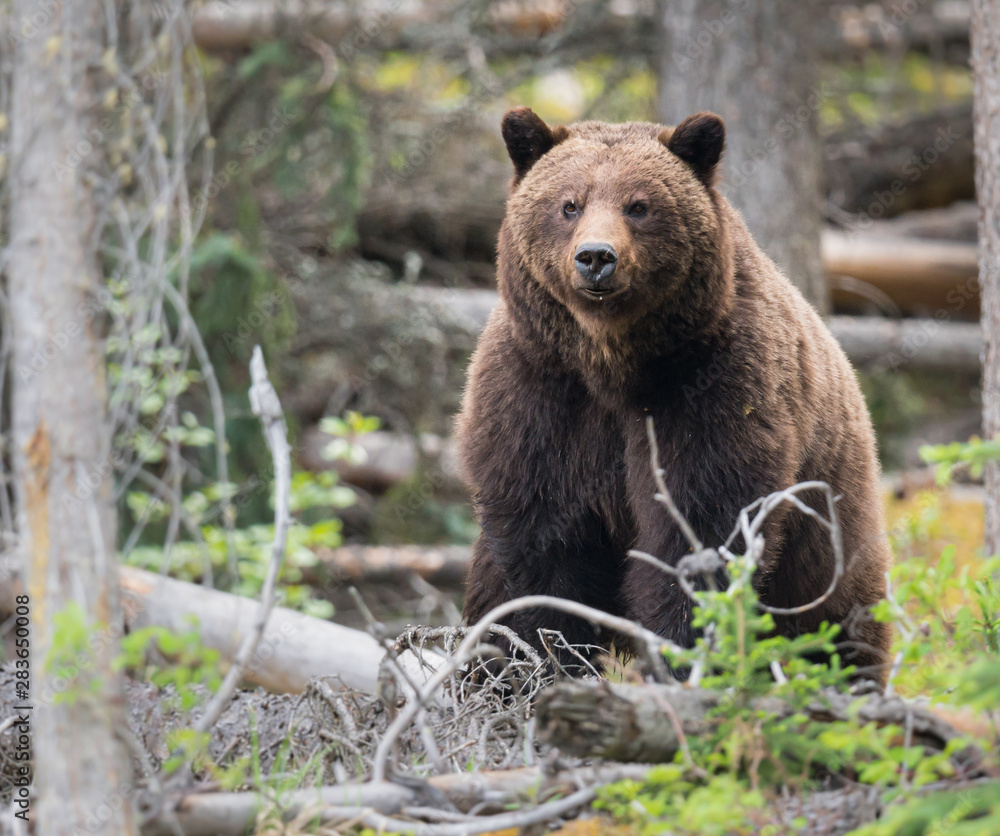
left=824, top=103, right=976, bottom=218
left=189, top=0, right=971, bottom=63
left=298, top=426, right=465, bottom=495
left=120, top=567, right=383, bottom=694
left=827, top=316, right=982, bottom=372
left=313, top=544, right=472, bottom=588
left=825, top=229, right=979, bottom=316
left=535, top=679, right=967, bottom=764
left=141, top=764, right=655, bottom=836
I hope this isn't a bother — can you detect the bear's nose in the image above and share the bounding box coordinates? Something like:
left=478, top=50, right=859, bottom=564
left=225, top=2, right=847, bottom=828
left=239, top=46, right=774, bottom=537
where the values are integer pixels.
left=574, top=242, right=618, bottom=285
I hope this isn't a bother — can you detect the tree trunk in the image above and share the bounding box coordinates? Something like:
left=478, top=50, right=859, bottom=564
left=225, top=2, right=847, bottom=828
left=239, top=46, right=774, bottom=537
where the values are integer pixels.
left=7, top=1, right=135, bottom=832
left=973, top=1, right=1000, bottom=558
left=658, top=0, right=827, bottom=311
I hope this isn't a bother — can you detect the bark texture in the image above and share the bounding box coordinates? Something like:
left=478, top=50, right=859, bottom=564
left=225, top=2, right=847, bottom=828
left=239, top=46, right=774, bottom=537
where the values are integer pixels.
left=658, top=0, right=826, bottom=310
left=188, top=0, right=972, bottom=64
left=120, top=567, right=383, bottom=694
left=973, top=0, right=1000, bottom=557
left=536, top=680, right=968, bottom=763
left=7, top=1, right=135, bottom=831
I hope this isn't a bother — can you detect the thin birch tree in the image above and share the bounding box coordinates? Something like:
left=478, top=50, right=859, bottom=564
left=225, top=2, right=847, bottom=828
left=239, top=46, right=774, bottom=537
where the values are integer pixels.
left=6, top=1, right=135, bottom=832
left=972, top=0, right=1000, bottom=557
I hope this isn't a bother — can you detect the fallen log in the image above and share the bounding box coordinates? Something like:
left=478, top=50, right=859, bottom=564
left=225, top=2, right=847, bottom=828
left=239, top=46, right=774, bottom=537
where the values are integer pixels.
left=141, top=764, right=656, bottom=836
left=827, top=316, right=982, bottom=372
left=825, top=229, right=979, bottom=317
left=298, top=426, right=465, bottom=495
left=283, top=271, right=984, bottom=489
left=0, top=566, right=384, bottom=695
left=350, top=223, right=981, bottom=320
left=358, top=103, right=976, bottom=271
left=313, top=544, right=472, bottom=588
left=120, top=567, right=383, bottom=694
left=278, top=270, right=491, bottom=428
left=189, top=0, right=971, bottom=63
left=288, top=278, right=984, bottom=392
left=535, top=679, right=966, bottom=764
left=878, top=200, right=979, bottom=243
left=0, top=546, right=469, bottom=697
left=824, top=103, right=975, bottom=219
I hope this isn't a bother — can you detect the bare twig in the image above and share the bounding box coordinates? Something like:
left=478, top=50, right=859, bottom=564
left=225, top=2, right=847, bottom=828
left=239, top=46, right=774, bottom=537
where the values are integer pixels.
left=628, top=548, right=701, bottom=601
left=357, top=785, right=597, bottom=836
left=645, top=416, right=704, bottom=552
left=371, top=594, right=683, bottom=783
left=644, top=423, right=848, bottom=619
left=193, top=346, right=291, bottom=736
left=736, top=482, right=846, bottom=617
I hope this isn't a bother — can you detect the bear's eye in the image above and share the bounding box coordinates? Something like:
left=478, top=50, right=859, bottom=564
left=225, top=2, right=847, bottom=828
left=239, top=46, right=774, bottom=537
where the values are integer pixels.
left=627, top=202, right=648, bottom=217
left=562, top=200, right=579, bottom=218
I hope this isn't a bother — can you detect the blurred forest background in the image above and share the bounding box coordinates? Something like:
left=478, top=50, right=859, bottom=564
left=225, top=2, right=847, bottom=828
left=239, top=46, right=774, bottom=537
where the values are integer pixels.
left=135, top=0, right=987, bottom=627
left=3, top=0, right=1000, bottom=834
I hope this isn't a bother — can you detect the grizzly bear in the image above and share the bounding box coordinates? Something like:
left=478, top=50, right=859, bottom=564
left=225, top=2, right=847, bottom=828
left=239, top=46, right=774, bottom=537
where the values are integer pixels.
left=457, top=107, right=892, bottom=682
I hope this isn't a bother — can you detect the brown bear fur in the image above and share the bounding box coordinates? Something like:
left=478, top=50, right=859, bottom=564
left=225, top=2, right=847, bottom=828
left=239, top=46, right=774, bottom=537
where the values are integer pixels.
left=457, top=108, right=892, bottom=683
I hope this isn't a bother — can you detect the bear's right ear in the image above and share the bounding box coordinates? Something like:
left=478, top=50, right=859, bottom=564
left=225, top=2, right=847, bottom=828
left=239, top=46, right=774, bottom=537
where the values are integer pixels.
left=659, top=112, right=725, bottom=185
left=502, top=107, right=568, bottom=182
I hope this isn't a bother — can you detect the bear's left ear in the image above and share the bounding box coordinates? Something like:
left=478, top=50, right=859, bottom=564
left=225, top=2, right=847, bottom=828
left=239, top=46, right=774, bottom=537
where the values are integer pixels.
left=659, top=112, right=725, bottom=185
left=502, top=107, right=568, bottom=182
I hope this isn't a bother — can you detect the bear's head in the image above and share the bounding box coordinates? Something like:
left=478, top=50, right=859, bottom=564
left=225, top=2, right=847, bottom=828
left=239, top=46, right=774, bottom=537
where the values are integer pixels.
left=498, top=107, right=734, bottom=342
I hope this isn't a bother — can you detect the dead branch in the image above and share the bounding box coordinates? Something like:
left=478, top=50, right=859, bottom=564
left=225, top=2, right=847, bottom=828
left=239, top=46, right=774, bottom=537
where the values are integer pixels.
left=194, top=346, right=292, bottom=736
left=357, top=785, right=598, bottom=835
left=371, top=595, right=684, bottom=783
left=728, top=481, right=846, bottom=618
left=535, top=679, right=968, bottom=763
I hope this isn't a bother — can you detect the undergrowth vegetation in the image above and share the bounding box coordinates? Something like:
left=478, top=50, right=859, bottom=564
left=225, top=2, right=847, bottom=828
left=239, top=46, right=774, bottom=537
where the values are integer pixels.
left=590, top=440, right=1000, bottom=836
left=38, top=416, right=1000, bottom=835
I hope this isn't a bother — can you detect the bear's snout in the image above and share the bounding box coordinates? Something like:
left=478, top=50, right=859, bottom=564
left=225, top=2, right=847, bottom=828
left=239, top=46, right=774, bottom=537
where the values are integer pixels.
left=574, top=241, right=619, bottom=295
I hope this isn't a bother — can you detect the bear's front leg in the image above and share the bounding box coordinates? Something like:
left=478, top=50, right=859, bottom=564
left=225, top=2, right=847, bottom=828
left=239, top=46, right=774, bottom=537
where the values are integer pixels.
left=462, top=497, right=628, bottom=675
left=623, top=412, right=793, bottom=653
